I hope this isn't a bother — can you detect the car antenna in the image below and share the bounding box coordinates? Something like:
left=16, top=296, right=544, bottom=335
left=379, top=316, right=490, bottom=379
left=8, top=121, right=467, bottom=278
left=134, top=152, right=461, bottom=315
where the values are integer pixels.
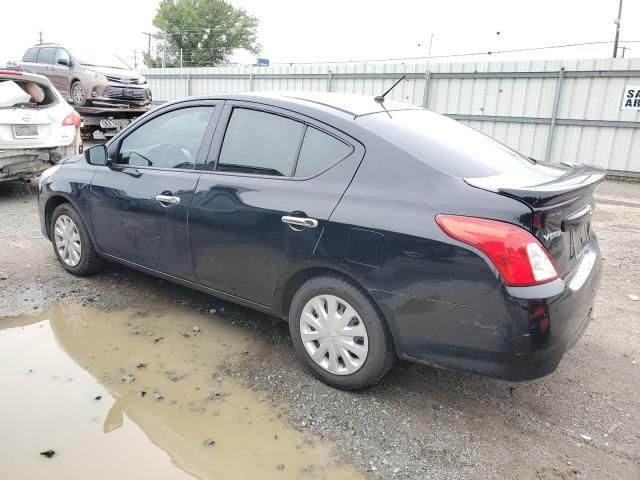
left=373, top=75, right=405, bottom=118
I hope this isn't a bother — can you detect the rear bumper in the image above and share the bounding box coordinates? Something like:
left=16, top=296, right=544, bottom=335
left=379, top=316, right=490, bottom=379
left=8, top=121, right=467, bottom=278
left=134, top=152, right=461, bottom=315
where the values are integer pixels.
left=373, top=236, right=602, bottom=381
left=0, top=139, right=79, bottom=182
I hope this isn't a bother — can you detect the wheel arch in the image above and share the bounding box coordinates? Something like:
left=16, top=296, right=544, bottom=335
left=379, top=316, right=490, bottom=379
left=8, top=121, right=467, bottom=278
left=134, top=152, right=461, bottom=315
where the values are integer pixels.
left=274, top=263, right=399, bottom=351
left=44, top=195, right=72, bottom=240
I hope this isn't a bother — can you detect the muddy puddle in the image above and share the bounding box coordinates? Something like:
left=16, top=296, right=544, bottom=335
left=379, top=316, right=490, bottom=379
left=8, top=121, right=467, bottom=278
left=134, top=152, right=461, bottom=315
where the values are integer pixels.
left=0, top=304, right=363, bottom=480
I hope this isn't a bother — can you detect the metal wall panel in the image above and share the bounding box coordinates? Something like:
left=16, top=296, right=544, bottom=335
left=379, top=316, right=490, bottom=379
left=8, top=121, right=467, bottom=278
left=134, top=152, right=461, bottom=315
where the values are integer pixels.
left=142, top=58, right=640, bottom=173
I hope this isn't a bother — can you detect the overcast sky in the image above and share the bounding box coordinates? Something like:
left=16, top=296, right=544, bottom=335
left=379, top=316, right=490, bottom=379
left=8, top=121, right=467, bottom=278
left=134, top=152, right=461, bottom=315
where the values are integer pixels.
left=1, top=0, right=638, bottom=68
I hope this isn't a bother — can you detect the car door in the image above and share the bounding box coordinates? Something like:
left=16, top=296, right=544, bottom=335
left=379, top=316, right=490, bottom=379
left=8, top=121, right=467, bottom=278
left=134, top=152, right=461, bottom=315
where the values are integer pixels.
left=50, top=48, right=72, bottom=93
left=30, top=46, right=56, bottom=78
left=90, top=101, right=222, bottom=281
left=188, top=102, right=364, bottom=306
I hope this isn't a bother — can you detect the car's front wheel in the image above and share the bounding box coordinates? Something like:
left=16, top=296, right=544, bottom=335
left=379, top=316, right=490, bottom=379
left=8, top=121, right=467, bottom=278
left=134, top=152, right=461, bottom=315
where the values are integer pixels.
left=70, top=81, right=87, bottom=106
left=51, top=203, right=102, bottom=275
left=289, top=275, right=395, bottom=389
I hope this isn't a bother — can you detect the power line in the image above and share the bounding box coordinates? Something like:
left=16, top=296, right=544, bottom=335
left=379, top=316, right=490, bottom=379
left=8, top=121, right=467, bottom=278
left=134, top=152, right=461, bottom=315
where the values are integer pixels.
left=267, top=40, right=640, bottom=65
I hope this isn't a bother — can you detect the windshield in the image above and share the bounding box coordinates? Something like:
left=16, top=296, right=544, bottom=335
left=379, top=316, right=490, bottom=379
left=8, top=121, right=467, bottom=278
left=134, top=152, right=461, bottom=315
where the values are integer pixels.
left=72, top=52, right=131, bottom=70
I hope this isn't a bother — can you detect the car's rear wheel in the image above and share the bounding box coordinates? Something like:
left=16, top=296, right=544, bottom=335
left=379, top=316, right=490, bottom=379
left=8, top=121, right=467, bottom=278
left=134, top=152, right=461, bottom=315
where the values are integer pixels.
left=289, top=275, right=395, bottom=389
left=51, top=203, right=102, bottom=275
left=70, top=81, right=87, bottom=106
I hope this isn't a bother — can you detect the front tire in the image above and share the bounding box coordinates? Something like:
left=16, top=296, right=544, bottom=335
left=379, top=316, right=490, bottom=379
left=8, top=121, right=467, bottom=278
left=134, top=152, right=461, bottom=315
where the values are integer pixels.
left=70, top=81, right=87, bottom=106
left=51, top=203, right=102, bottom=275
left=289, top=275, right=395, bottom=390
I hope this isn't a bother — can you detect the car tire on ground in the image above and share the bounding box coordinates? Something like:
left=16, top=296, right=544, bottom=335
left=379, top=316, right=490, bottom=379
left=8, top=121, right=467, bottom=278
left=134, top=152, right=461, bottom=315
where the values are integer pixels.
left=70, top=81, right=87, bottom=106
left=289, top=275, right=395, bottom=390
left=50, top=203, right=102, bottom=275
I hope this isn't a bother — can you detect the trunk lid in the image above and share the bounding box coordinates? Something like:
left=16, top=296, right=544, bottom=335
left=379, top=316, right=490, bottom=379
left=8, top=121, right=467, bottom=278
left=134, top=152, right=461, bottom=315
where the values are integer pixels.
left=466, top=162, right=605, bottom=278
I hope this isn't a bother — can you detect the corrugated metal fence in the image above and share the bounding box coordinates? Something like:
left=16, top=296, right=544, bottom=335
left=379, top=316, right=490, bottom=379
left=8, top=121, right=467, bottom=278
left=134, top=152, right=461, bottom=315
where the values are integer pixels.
left=141, top=58, right=640, bottom=174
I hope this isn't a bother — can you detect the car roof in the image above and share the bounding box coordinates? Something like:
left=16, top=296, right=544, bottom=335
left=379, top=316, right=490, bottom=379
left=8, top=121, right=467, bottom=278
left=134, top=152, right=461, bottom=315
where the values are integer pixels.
left=176, top=91, right=422, bottom=118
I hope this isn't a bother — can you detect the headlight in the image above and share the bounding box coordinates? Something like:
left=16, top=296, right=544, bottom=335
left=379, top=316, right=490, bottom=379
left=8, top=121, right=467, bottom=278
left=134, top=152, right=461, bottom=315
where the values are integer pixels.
left=139, top=75, right=146, bottom=84
left=87, top=70, right=107, bottom=82
left=39, top=164, right=60, bottom=189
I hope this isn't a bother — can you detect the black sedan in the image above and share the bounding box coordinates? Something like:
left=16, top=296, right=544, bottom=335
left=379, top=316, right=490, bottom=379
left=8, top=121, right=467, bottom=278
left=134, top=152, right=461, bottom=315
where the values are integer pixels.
left=38, top=92, right=604, bottom=389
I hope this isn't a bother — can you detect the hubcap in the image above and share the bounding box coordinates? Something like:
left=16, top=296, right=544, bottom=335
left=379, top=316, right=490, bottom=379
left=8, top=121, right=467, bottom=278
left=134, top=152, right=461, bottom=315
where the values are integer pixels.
left=300, top=295, right=368, bottom=375
left=72, top=84, right=85, bottom=104
left=54, top=215, right=82, bottom=267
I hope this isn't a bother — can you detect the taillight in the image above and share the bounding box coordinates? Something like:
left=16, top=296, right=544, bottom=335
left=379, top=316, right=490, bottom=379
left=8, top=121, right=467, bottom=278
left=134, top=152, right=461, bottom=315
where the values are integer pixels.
left=435, top=214, right=559, bottom=287
left=62, top=111, right=81, bottom=127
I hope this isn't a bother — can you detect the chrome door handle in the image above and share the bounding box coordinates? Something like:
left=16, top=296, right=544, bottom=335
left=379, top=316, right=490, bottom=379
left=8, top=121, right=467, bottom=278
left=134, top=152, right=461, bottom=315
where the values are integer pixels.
left=154, top=194, right=180, bottom=206
left=281, top=216, right=318, bottom=228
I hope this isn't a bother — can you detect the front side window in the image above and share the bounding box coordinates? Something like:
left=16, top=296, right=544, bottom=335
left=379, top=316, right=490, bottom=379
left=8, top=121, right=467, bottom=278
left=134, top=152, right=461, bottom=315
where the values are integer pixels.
left=117, top=107, right=214, bottom=169
left=55, top=49, right=70, bottom=65
left=36, top=47, right=56, bottom=64
left=294, top=127, right=352, bottom=177
left=217, top=108, right=305, bottom=176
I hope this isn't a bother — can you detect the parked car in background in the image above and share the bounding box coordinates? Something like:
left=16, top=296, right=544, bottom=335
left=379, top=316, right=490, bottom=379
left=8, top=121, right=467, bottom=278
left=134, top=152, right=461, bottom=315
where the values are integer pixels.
left=0, top=68, right=81, bottom=183
left=19, top=44, right=151, bottom=107
left=38, top=93, right=604, bottom=389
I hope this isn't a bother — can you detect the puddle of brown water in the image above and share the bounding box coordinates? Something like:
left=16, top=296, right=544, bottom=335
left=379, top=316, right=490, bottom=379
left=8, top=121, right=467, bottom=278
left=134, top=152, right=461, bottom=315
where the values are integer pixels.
left=0, top=304, right=363, bottom=480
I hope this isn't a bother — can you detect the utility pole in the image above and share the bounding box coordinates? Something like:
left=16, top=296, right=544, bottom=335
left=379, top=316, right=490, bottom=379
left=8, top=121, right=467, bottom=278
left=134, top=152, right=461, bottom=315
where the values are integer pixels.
left=612, top=0, right=623, bottom=58
left=38, top=31, right=43, bottom=45
left=142, top=32, right=152, bottom=63
left=133, top=50, right=138, bottom=69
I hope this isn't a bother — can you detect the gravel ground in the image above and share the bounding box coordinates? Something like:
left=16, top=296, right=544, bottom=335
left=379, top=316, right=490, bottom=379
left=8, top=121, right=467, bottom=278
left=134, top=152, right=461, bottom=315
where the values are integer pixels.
left=0, top=179, right=639, bottom=479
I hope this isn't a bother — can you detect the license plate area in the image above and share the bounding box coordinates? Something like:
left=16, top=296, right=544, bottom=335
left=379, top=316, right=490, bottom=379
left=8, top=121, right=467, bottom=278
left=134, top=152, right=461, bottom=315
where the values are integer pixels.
left=13, top=125, right=38, bottom=138
left=570, top=222, right=590, bottom=259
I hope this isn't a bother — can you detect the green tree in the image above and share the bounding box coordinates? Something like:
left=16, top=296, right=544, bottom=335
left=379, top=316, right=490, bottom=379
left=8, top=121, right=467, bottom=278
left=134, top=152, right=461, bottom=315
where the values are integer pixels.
left=144, top=0, right=260, bottom=68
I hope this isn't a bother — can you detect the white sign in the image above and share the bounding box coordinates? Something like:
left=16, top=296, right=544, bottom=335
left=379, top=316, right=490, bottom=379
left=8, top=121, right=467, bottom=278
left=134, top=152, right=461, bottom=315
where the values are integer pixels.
left=621, top=85, right=640, bottom=110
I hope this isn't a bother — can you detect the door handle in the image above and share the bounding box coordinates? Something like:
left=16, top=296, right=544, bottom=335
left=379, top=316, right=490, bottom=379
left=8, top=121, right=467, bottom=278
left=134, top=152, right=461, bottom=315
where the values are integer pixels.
left=154, top=194, right=180, bottom=206
left=281, top=216, right=318, bottom=228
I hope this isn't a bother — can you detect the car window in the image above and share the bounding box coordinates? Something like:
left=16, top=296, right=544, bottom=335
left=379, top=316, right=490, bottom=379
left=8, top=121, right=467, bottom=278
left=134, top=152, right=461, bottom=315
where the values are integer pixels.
left=217, top=108, right=305, bottom=177
left=294, top=127, right=352, bottom=177
left=55, top=49, right=70, bottom=65
left=22, top=47, right=38, bottom=63
left=36, top=47, right=56, bottom=64
left=117, top=106, right=214, bottom=170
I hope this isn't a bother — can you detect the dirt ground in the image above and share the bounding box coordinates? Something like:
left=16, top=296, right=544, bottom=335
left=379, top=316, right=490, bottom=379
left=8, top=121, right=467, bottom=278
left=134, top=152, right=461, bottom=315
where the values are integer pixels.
left=0, top=179, right=638, bottom=480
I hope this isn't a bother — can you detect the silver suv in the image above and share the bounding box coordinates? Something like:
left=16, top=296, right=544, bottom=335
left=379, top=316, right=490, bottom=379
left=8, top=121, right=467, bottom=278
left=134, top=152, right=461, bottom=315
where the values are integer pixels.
left=19, top=44, right=152, bottom=107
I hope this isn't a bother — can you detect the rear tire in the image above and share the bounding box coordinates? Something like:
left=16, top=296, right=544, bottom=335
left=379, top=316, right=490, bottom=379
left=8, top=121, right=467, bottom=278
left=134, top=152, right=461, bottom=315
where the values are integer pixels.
left=50, top=203, right=102, bottom=275
left=289, top=275, right=395, bottom=390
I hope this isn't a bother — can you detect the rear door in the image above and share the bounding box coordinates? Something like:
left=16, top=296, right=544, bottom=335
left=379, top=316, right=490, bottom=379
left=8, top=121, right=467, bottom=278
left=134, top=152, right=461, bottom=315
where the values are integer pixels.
left=90, top=101, right=221, bottom=281
left=188, top=102, right=364, bottom=306
left=31, top=47, right=56, bottom=80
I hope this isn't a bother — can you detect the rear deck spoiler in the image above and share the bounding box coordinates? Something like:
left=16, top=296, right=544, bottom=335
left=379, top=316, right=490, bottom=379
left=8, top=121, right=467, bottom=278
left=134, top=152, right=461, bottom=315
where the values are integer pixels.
left=465, top=164, right=606, bottom=208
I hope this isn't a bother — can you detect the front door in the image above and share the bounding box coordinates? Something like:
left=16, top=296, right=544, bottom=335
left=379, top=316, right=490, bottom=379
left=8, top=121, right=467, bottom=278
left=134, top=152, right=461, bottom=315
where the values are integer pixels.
left=90, top=102, right=221, bottom=281
left=189, top=103, right=363, bottom=306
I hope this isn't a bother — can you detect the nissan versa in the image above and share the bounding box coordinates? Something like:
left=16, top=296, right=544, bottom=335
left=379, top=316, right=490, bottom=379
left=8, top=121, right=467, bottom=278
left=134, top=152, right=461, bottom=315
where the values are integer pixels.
left=38, top=92, right=604, bottom=389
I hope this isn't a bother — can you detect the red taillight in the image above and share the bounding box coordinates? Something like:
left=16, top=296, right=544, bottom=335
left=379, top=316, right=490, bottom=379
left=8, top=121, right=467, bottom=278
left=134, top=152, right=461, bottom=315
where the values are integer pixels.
left=62, top=111, right=81, bottom=127
left=435, top=214, right=559, bottom=287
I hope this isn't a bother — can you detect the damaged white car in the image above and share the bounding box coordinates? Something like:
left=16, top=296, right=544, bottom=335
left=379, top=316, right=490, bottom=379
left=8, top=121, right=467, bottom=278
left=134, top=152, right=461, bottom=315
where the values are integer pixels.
left=0, top=69, right=81, bottom=183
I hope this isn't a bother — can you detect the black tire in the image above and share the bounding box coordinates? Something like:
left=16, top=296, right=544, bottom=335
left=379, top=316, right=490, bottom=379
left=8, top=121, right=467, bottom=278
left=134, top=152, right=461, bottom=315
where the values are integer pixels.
left=70, top=81, right=87, bottom=106
left=50, top=203, right=102, bottom=275
left=289, top=275, right=395, bottom=390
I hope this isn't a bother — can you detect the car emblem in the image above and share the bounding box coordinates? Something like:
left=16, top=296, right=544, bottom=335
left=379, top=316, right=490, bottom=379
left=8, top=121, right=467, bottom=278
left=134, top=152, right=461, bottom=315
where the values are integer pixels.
left=22, top=113, right=31, bottom=123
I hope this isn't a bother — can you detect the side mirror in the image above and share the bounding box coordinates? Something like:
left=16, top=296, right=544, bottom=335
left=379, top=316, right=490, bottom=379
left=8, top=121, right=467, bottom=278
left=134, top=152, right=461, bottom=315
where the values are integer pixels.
left=85, top=144, right=108, bottom=166
left=58, top=58, right=71, bottom=67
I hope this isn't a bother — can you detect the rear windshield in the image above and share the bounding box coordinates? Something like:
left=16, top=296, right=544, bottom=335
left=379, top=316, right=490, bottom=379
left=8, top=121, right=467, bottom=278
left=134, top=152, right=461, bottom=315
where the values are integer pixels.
left=364, top=109, right=537, bottom=178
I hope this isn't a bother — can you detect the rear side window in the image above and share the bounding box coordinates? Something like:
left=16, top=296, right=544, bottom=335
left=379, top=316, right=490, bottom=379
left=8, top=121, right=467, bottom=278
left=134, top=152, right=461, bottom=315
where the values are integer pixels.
left=22, top=47, right=38, bottom=62
left=217, top=108, right=305, bottom=176
left=36, top=48, right=56, bottom=64
left=294, top=127, right=352, bottom=177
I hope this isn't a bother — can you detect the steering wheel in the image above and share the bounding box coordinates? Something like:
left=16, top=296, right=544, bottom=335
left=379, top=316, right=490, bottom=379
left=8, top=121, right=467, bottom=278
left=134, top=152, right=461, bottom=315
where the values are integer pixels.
left=160, top=144, right=194, bottom=169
